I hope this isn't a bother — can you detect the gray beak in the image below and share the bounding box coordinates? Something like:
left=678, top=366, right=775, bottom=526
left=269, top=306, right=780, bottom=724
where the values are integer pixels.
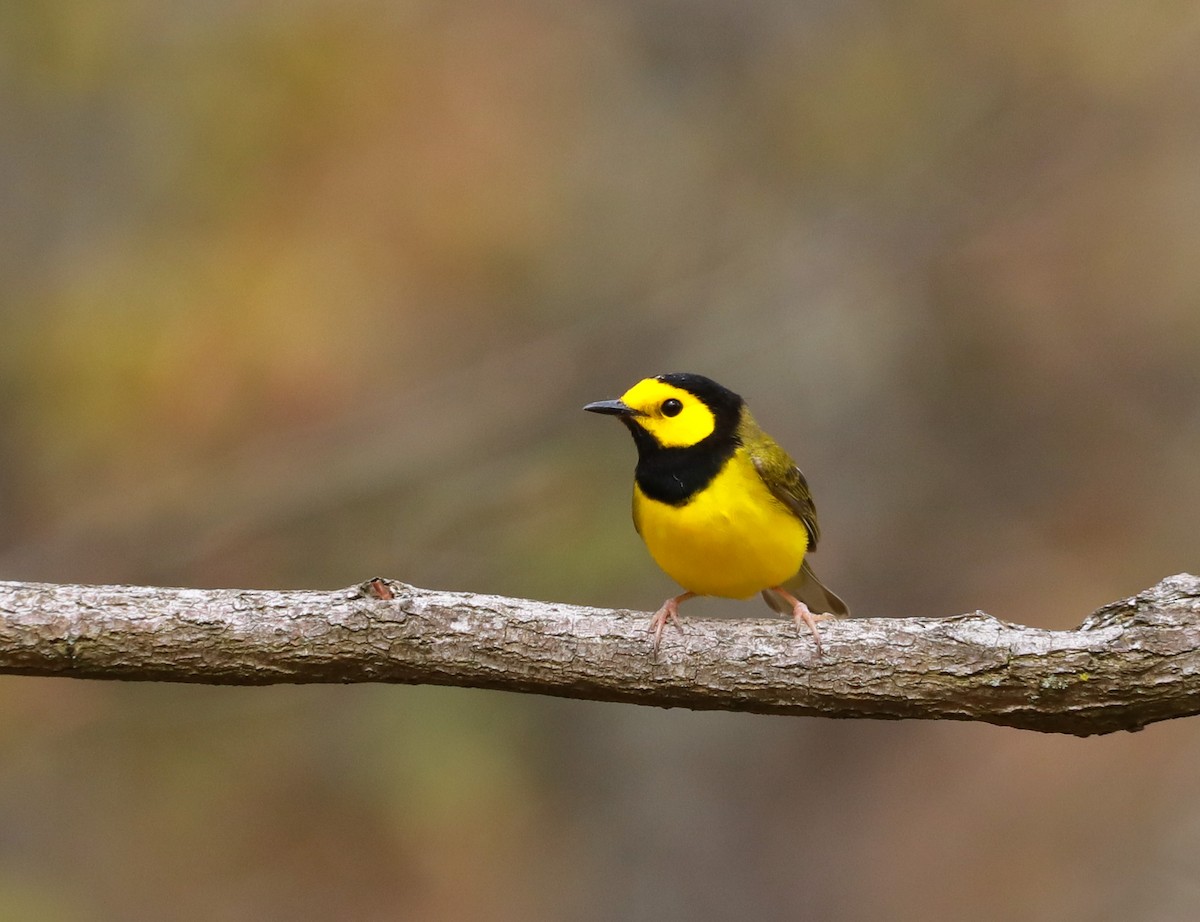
left=583, top=399, right=638, bottom=417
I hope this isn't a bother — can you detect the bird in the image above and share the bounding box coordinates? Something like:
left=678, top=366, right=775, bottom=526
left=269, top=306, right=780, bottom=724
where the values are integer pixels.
left=584, top=373, right=848, bottom=654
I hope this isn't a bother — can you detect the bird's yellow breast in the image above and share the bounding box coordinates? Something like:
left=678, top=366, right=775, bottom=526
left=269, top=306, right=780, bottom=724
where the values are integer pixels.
left=632, top=449, right=809, bottom=599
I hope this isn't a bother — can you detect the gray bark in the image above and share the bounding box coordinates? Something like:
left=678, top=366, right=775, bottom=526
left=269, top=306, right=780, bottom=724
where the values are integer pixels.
left=2, top=574, right=1199, bottom=736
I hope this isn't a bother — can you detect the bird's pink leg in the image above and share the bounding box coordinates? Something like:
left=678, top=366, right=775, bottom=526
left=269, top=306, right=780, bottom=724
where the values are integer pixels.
left=769, top=587, right=834, bottom=655
left=648, top=591, right=695, bottom=654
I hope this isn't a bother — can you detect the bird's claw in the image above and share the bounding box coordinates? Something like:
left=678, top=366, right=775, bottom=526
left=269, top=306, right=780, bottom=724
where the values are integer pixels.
left=647, top=592, right=694, bottom=655
left=768, top=586, right=829, bottom=655
left=791, top=600, right=826, bottom=656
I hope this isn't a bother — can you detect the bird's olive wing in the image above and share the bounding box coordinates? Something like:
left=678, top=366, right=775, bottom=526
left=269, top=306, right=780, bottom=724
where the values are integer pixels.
left=750, top=452, right=820, bottom=551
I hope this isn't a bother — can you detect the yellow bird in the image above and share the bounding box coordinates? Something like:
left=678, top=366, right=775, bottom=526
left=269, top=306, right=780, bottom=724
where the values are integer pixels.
left=584, top=373, right=848, bottom=653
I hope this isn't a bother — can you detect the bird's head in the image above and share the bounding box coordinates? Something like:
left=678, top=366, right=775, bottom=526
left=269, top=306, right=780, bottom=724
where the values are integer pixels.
left=584, top=373, right=743, bottom=451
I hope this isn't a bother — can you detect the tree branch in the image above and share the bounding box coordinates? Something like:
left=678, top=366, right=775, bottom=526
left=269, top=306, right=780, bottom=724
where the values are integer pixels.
left=2, top=575, right=1198, bottom=736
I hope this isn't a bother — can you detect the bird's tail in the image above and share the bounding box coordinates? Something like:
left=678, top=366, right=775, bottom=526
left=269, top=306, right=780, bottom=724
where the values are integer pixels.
left=762, top=560, right=850, bottom=618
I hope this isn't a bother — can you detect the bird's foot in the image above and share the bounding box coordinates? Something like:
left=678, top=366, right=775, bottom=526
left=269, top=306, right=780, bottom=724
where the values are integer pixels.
left=769, top=587, right=831, bottom=655
left=648, top=592, right=695, bottom=655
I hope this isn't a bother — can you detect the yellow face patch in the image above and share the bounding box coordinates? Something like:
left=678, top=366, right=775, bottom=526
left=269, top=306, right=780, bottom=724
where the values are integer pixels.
left=618, top=377, right=716, bottom=449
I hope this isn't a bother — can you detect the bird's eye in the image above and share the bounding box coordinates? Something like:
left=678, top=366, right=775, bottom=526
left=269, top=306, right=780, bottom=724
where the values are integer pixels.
left=661, top=398, right=683, bottom=417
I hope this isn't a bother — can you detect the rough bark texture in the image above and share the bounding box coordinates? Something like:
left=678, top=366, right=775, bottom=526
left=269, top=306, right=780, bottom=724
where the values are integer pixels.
left=2, top=574, right=1199, bottom=736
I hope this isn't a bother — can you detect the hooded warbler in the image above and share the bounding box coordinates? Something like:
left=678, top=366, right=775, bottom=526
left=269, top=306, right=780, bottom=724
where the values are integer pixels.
left=584, top=373, right=848, bottom=653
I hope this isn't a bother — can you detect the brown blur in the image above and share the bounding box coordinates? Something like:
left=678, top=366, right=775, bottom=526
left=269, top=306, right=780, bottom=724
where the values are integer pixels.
left=3, top=2, right=1200, bottom=919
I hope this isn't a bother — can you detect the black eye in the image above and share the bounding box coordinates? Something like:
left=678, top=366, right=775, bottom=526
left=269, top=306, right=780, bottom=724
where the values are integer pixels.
left=661, top=398, right=683, bottom=417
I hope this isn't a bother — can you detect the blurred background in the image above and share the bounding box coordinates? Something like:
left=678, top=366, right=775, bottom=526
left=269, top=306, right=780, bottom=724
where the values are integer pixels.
left=3, top=1, right=1200, bottom=919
